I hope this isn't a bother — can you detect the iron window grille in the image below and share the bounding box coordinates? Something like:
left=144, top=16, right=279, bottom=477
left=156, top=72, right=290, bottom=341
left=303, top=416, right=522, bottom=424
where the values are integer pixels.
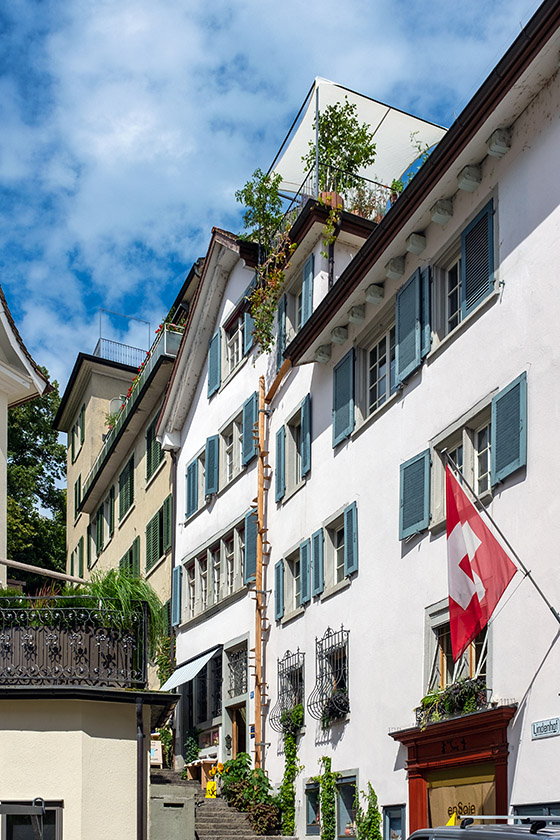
left=211, top=655, right=223, bottom=717
left=227, top=646, right=248, bottom=698
left=270, top=649, right=305, bottom=733
left=307, top=626, right=350, bottom=722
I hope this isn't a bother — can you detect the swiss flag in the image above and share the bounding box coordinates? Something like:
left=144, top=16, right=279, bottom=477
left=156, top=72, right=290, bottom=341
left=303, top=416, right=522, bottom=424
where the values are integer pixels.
left=446, top=466, right=517, bottom=660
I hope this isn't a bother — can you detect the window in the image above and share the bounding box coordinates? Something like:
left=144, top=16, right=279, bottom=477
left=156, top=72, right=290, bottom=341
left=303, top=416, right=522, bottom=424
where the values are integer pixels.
left=275, top=395, right=311, bottom=502
left=513, top=804, right=560, bottom=821
left=225, top=316, right=243, bottom=375
left=103, top=486, right=115, bottom=542
left=118, top=455, right=134, bottom=520
left=221, top=412, right=243, bottom=486
left=383, top=806, right=406, bottom=840
left=227, top=644, right=248, bottom=697
left=69, top=537, right=84, bottom=578
left=146, top=495, right=172, bottom=572
left=186, top=449, right=206, bottom=518
left=210, top=544, right=221, bottom=604
left=305, top=785, right=320, bottom=835
left=146, top=416, right=164, bottom=481
left=324, top=502, right=358, bottom=590
left=1, top=801, right=63, bottom=839
left=120, top=536, right=140, bottom=575
left=224, top=536, right=235, bottom=596
left=186, top=562, right=196, bottom=619
left=94, top=505, right=104, bottom=557
left=426, top=604, right=488, bottom=694
left=286, top=254, right=314, bottom=341
left=365, top=325, right=396, bottom=415
left=286, top=549, right=301, bottom=613
left=270, top=649, right=305, bottom=732
left=70, top=405, right=85, bottom=462
left=433, top=200, right=495, bottom=341
left=337, top=777, right=357, bottom=839
left=400, top=372, right=527, bottom=539
left=73, top=475, right=81, bottom=519
left=196, top=665, right=208, bottom=723
left=211, top=655, right=223, bottom=717
left=307, top=626, right=350, bottom=724
left=199, top=556, right=208, bottom=611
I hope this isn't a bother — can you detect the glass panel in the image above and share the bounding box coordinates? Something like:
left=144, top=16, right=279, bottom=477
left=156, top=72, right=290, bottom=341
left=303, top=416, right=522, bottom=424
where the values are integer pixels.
left=384, top=807, right=404, bottom=840
left=476, top=423, right=491, bottom=495
left=306, top=787, right=320, bottom=835
left=7, top=811, right=57, bottom=840
left=335, top=527, right=345, bottom=584
left=337, top=780, right=357, bottom=838
left=447, top=258, right=462, bottom=333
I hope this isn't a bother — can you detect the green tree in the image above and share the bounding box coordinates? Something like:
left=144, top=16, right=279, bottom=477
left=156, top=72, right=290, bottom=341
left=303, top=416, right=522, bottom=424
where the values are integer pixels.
left=302, top=97, right=377, bottom=193
left=7, top=369, right=66, bottom=590
left=235, top=167, right=284, bottom=246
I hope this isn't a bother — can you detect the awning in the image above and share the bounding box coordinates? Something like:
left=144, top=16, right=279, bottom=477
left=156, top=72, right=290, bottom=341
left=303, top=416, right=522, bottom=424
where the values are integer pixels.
left=160, top=647, right=220, bottom=692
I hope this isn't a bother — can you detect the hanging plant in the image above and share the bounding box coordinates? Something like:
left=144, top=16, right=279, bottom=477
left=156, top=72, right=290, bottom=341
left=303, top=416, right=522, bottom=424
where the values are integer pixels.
left=320, top=203, right=342, bottom=259
left=248, top=229, right=297, bottom=354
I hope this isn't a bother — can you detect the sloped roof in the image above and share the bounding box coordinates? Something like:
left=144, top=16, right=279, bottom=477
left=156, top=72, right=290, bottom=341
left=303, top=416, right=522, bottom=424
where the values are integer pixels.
left=0, top=284, right=50, bottom=407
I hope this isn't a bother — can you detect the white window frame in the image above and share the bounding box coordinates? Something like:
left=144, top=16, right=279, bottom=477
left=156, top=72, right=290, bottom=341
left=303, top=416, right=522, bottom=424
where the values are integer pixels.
left=354, top=302, right=398, bottom=428
left=424, top=599, right=489, bottom=693
left=324, top=510, right=346, bottom=590
left=285, top=548, right=301, bottom=613
left=225, top=315, right=244, bottom=376
left=285, top=275, right=304, bottom=343
left=286, top=410, right=303, bottom=495
left=429, top=391, right=497, bottom=530
left=220, top=409, right=243, bottom=488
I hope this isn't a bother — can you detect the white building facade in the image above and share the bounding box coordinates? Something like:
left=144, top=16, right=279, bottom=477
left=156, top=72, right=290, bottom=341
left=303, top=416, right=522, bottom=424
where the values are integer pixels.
left=160, top=4, right=560, bottom=837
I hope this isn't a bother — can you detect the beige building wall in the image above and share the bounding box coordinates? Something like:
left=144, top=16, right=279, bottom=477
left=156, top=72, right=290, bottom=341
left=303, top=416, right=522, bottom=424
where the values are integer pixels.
left=0, top=697, right=151, bottom=840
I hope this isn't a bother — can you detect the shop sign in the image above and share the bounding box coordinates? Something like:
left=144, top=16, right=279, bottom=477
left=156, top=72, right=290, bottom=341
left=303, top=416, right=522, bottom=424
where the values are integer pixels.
left=531, top=717, right=560, bottom=740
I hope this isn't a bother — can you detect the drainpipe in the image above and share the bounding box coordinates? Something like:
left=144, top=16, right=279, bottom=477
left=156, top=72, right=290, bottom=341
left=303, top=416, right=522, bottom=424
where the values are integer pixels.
left=254, top=375, right=266, bottom=769
left=328, top=219, right=342, bottom=290
left=136, top=697, right=146, bottom=840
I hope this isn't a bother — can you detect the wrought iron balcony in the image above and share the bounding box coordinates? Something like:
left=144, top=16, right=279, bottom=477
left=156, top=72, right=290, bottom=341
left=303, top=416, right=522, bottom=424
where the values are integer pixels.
left=93, top=337, right=147, bottom=368
left=82, top=324, right=183, bottom=506
left=415, top=677, right=491, bottom=728
left=0, top=596, right=148, bottom=688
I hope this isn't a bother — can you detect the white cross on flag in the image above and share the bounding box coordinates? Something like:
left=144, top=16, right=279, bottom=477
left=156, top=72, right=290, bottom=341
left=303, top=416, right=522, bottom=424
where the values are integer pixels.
left=446, top=466, right=517, bottom=661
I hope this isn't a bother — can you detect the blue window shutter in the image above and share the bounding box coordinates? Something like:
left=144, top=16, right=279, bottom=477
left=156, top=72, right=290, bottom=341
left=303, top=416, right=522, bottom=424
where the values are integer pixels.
left=300, top=538, right=311, bottom=604
left=399, top=450, right=431, bottom=539
left=276, top=295, right=287, bottom=371
left=461, top=200, right=494, bottom=317
left=244, top=509, right=258, bottom=584
left=205, top=435, right=219, bottom=495
left=396, top=269, right=422, bottom=384
left=311, top=529, right=324, bottom=596
left=171, top=566, right=183, bottom=627
left=275, top=426, right=286, bottom=502
left=301, top=393, right=311, bottom=477
left=332, top=349, right=354, bottom=447
left=242, top=392, right=258, bottom=465
left=207, top=330, right=221, bottom=397
left=301, top=254, right=314, bottom=325
left=343, top=502, right=358, bottom=576
left=491, top=371, right=527, bottom=485
left=244, top=310, right=255, bottom=355
left=186, top=461, right=198, bottom=517
left=274, top=560, right=284, bottom=620
left=420, top=266, right=432, bottom=359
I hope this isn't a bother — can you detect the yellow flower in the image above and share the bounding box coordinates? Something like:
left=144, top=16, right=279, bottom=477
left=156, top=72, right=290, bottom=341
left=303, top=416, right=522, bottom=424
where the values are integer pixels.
left=217, top=762, right=224, bottom=774
left=209, top=766, right=217, bottom=777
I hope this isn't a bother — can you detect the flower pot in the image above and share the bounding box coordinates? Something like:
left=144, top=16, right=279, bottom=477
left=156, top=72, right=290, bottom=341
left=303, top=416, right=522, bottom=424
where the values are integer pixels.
left=319, top=191, right=344, bottom=210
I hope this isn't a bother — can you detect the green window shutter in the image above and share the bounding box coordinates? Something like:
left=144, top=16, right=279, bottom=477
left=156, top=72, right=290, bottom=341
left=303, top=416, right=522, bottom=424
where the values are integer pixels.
left=332, top=349, right=354, bottom=447
left=205, top=435, right=219, bottom=495
left=163, top=494, right=173, bottom=552
left=301, top=254, right=314, bottom=325
left=275, top=427, right=286, bottom=502
left=491, top=371, right=527, bottom=485
left=186, top=461, right=198, bottom=517
left=207, top=330, right=221, bottom=397
left=146, top=512, right=159, bottom=571
left=78, top=538, right=84, bottom=578
left=162, top=599, right=172, bottom=635
left=396, top=269, right=422, bottom=384
left=244, top=310, right=255, bottom=355
left=300, top=538, right=311, bottom=605
left=276, top=295, right=287, bottom=372
left=119, top=457, right=134, bottom=519
left=343, top=502, right=358, bottom=576
left=242, top=392, right=258, bottom=466
left=311, top=528, right=324, bottom=596
left=244, top=509, right=258, bottom=584
left=95, top=508, right=104, bottom=556
left=70, top=550, right=74, bottom=578
left=420, top=266, right=431, bottom=359
left=119, top=549, right=129, bottom=571
left=274, top=560, right=284, bottom=621
left=146, top=422, right=153, bottom=480
left=87, top=527, right=92, bottom=570
left=108, top=486, right=115, bottom=537
left=71, top=427, right=76, bottom=462
left=132, top=536, right=140, bottom=576
left=146, top=419, right=163, bottom=480
left=399, top=450, right=431, bottom=539
left=74, top=477, right=81, bottom=518
left=461, top=200, right=494, bottom=317
left=80, top=404, right=85, bottom=444
left=301, top=393, right=311, bottom=477
left=171, top=566, right=183, bottom=627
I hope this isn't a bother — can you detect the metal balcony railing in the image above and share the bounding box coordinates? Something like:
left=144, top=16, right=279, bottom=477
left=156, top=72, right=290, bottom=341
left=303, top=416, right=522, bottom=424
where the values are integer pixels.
left=0, top=596, right=148, bottom=688
left=93, top=338, right=147, bottom=368
left=82, top=324, right=183, bottom=502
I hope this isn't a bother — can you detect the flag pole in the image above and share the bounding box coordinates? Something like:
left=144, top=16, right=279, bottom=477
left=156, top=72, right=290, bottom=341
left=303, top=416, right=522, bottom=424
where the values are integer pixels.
left=445, top=454, right=560, bottom=626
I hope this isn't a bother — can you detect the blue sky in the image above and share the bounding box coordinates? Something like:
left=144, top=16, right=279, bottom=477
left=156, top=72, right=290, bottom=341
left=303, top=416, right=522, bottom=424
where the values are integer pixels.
left=0, top=0, right=543, bottom=389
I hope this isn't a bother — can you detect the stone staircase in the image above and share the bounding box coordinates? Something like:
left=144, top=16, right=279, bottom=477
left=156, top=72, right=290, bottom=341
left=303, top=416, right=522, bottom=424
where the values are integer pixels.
left=195, top=795, right=298, bottom=840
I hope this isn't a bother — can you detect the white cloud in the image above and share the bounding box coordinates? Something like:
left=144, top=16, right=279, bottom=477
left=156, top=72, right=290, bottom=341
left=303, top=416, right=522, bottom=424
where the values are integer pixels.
left=0, top=0, right=544, bottom=387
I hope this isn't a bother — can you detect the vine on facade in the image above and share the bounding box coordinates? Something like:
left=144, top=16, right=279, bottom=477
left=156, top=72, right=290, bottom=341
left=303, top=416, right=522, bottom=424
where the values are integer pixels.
left=279, top=703, right=304, bottom=835
left=314, top=756, right=340, bottom=840
left=248, top=229, right=297, bottom=354
left=354, top=783, right=382, bottom=840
